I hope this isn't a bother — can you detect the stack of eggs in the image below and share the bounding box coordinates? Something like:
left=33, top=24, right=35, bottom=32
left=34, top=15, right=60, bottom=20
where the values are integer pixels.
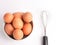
left=3, top=12, right=33, bottom=40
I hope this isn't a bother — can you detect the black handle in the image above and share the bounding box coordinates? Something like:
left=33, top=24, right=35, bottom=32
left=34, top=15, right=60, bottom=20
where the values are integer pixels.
left=43, top=36, right=48, bottom=45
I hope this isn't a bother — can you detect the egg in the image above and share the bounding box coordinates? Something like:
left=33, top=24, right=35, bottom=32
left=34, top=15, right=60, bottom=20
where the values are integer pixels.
left=12, top=17, right=23, bottom=29
left=13, top=12, right=23, bottom=18
left=23, top=12, right=32, bottom=23
left=3, top=13, right=14, bottom=23
left=13, top=29, right=23, bottom=40
left=4, top=24, right=14, bottom=36
left=23, top=23, right=32, bottom=36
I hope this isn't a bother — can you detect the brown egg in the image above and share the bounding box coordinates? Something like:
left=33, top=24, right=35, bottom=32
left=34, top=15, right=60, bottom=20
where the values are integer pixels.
left=3, top=13, right=14, bottom=23
left=4, top=24, right=14, bottom=36
left=13, top=29, right=23, bottom=40
left=23, top=12, right=32, bottom=23
left=13, top=12, right=23, bottom=18
left=12, top=18, right=23, bottom=29
left=23, top=23, right=32, bottom=36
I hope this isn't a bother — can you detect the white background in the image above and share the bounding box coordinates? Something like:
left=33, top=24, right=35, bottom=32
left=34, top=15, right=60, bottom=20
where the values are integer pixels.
left=0, top=0, right=60, bottom=45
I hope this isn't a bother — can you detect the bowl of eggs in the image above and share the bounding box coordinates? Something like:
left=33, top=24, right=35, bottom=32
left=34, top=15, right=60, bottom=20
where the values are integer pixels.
left=3, top=12, right=33, bottom=40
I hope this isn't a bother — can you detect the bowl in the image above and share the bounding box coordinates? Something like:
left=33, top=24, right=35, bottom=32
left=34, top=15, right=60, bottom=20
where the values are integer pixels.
left=3, top=12, right=33, bottom=40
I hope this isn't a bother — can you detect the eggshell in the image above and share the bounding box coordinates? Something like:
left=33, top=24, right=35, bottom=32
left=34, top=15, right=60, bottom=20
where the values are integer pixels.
left=13, top=12, right=23, bottom=18
left=23, top=23, right=32, bottom=36
left=13, top=29, right=23, bottom=40
left=12, top=18, right=23, bottom=29
left=4, top=24, right=14, bottom=36
left=23, top=12, right=32, bottom=23
left=3, top=13, right=14, bottom=23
